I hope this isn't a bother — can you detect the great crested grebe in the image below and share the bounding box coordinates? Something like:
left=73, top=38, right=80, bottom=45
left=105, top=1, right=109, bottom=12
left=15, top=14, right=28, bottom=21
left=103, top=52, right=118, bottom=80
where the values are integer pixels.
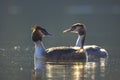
left=63, top=23, right=108, bottom=58
left=32, top=24, right=87, bottom=63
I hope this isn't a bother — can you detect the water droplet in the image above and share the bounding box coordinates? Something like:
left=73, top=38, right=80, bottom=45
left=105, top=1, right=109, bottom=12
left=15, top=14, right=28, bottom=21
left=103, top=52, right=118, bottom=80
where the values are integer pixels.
left=20, top=67, right=23, bottom=71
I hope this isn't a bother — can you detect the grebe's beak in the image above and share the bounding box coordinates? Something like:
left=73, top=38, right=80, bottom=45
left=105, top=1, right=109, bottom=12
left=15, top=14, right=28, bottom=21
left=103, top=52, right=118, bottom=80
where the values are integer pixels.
left=63, top=28, right=72, bottom=33
left=45, top=32, right=52, bottom=36
left=40, top=29, right=53, bottom=37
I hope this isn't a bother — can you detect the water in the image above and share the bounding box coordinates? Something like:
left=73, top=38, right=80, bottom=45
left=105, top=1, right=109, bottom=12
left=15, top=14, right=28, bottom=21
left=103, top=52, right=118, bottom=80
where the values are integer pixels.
left=0, top=0, right=120, bottom=80
left=32, top=59, right=107, bottom=80
left=1, top=46, right=120, bottom=80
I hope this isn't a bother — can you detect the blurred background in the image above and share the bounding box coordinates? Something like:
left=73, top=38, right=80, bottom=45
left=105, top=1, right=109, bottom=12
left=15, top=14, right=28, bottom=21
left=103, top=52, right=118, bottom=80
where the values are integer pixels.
left=0, top=0, right=120, bottom=80
left=0, top=0, right=120, bottom=52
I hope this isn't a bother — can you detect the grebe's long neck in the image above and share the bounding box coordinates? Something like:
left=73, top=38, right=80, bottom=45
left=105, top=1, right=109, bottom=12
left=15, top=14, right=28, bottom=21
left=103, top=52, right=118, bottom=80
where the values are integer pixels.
left=34, top=41, right=46, bottom=58
left=75, top=35, right=85, bottom=48
left=34, top=41, right=45, bottom=70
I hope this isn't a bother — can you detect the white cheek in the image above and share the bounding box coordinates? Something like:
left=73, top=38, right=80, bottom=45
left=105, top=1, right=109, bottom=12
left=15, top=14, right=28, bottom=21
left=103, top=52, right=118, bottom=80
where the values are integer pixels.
left=73, top=27, right=80, bottom=33
left=38, top=30, right=42, bottom=34
left=76, top=27, right=80, bottom=30
left=38, top=30, right=45, bottom=37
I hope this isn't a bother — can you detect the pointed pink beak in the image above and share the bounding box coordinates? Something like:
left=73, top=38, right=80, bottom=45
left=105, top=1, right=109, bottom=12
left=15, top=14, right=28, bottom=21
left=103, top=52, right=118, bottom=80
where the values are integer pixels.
left=63, top=29, right=72, bottom=33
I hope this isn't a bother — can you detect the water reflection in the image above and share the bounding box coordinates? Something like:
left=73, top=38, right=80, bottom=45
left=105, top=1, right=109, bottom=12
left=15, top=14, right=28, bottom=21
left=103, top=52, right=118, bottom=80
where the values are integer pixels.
left=84, top=58, right=107, bottom=80
left=32, top=58, right=107, bottom=80
left=45, top=62, right=85, bottom=80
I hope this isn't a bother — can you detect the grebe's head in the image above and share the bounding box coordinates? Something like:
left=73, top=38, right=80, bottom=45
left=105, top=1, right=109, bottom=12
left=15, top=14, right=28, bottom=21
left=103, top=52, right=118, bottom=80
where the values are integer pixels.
left=63, top=23, right=86, bottom=36
left=32, top=24, right=52, bottom=42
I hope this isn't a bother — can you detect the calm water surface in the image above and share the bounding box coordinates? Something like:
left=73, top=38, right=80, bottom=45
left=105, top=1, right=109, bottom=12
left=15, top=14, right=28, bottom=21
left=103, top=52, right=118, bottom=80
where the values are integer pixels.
left=0, top=47, right=120, bottom=80
left=33, top=59, right=107, bottom=80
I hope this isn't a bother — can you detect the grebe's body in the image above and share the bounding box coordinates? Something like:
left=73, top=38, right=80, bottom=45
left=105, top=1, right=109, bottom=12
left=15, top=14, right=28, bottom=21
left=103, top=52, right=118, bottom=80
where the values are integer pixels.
left=63, top=23, right=108, bottom=58
left=32, top=25, right=87, bottom=65
left=46, top=46, right=87, bottom=61
left=84, top=45, right=108, bottom=58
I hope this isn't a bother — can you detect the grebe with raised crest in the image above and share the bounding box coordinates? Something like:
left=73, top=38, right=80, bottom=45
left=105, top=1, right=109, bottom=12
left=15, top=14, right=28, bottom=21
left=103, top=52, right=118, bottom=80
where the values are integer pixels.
left=32, top=24, right=87, bottom=64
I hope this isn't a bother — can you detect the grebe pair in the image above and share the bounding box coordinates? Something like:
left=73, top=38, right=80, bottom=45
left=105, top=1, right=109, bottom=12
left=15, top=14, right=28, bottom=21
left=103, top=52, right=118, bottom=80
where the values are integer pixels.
left=32, top=23, right=108, bottom=62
